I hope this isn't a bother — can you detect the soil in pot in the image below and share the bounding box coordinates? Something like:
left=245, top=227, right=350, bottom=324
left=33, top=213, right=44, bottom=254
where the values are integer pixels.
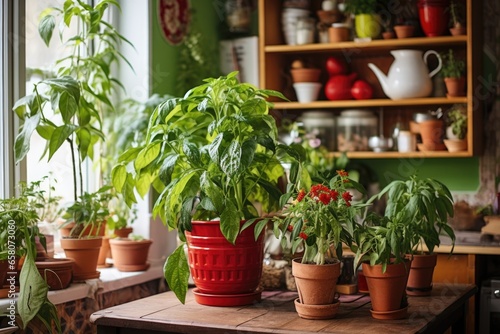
left=109, top=238, right=152, bottom=272
left=36, top=258, right=74, bottom=290
left=60, top=237, right=102, bottom=281
left=406, top=253, right=437, bottom=297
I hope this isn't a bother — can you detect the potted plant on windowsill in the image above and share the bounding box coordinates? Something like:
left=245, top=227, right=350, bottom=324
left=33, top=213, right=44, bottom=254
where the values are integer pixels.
left=12, top=0, right=130, bottom=281
left=109, top=234, right=153, bottom=272
left=373, top=175, right=455, bottom=297
left=112, top=72, right=289, bottom=305
left=1, top=181, right=61, bottom=332
left=441, top=49, right=466, bottom=97
left=444, top=104, right=468, bottom=152
left=273, top=170, right=366, bottom=320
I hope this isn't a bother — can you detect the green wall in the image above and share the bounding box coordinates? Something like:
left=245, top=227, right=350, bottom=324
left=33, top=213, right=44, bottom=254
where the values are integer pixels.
left=150, top=1, right=481, bottom=194
left=151, top=0, right=221, bottom=96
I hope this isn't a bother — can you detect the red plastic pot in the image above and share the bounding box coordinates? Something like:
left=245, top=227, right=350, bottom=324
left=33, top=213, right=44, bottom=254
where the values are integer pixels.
left=418, top=3, right=449, bottom=37
left=186, top=220, right=264, bottom=295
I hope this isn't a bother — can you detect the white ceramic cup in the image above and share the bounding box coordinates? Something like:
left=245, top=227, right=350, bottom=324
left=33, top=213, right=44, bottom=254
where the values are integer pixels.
left=293, top=82, right=322, bottom=103
left=398, top=130, right=417, bottom=152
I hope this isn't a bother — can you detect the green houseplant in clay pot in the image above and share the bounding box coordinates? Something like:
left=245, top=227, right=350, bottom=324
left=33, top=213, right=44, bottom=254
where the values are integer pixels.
left=376, top=175, right=455, bottom=297
left=444, top=104, right=468, bottom=152
left=344, top=0, right=384, bottom=39
left=441, top=49, right=466, bottom=97
left=273, top=169, right=366, bottom=319
left=0, top=181, right=61, bottom=332
left=112, top=72, right=288, bottom=305
left=449, top=1, right=466, bottom=36
left=352, top=211, right=415, bottom=320
left=12, top=0, right=131, bottom=281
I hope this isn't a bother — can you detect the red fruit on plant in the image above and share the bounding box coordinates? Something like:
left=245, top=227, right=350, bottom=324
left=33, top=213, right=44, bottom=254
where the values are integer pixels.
left=324, top=73, right=357, bottom=100
left=325, top=57, right=348, bottom=76
left=351, top=79, right=373, bottom=100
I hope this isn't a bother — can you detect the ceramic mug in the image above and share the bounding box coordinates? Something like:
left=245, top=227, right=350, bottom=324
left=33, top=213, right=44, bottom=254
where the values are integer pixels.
left=398, top=131, right=417, bottom=152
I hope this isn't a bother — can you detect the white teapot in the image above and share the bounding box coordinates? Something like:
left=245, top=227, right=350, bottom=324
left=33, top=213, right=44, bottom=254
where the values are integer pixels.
left=368, top=49, right=442, bottom=100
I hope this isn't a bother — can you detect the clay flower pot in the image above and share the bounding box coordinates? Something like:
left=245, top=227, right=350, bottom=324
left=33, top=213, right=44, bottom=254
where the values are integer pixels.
left=36, top=258, right=74, bottom=290
left=406, top=253, right=438, bottom=296
left=382, top=31, right=395, bottom=39
left=444, top=77, right=466, bottom=97
left=292, top=258, right=341, bottom=319
left=114, top=227, right=133, bottom=238
left=394, top=25, right=415, bottom=39
left=328, top=24, right=350, bottom=42
left=109, top=238, right=152, bottom=272
left=444, top=139, right=468, bottom=152
left=450, top=26, right=466, bottom=36
left=61, top=237, right=102, bottom=281
left=290, top=68, right=321, bottom=83
left=419, top=119, right=445, bottom=151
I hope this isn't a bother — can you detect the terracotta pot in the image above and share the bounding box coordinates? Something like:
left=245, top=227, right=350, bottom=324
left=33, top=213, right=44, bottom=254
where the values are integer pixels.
left=444, top=77, right=466, bottom=97
left=109, top=238, right=152, bottom=272
left=292, top=258, right=341, bottom=305
left=186, top=220, right=264, bottom=300
left=418, top=3, right=449, bottom=37
left=419, top=119, right=444, bottom=150
left=60, top=237, right=102, bottom=281
left=36, top=258, right=74, bottom=290
left=406, top=253, right=437, bottom=296
left=394, top=25, right=415, bottom=39
left=316, top=10, right=341, bottom=26
left=362, top=260, right=410, bottom=318
left=382, top=31, right=395, bottom=39
left=114, top=227, right=133, bottom=238
left=97, top=236, right=111, bottom=267
left=450, top=26, right=466, bottom=36
left=290, top=68, right=321, bottom=83
left=328, top=26, right=349, bottom=42
left=444, top=139, right=468, bottom=152
left=0, top=260, right=8, bottom=289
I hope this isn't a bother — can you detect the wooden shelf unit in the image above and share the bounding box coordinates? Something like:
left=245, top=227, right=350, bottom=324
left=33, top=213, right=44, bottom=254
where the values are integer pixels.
left=258, top=0, right=482, bottom=159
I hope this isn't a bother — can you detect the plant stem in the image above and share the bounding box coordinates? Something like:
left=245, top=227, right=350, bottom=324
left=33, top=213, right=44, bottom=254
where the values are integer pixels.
left=67, top=138, right=78, bottom=203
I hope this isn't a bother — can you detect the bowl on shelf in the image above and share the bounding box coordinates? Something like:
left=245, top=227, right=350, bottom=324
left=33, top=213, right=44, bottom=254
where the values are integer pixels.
left=293, top=82, right=322, bottom=103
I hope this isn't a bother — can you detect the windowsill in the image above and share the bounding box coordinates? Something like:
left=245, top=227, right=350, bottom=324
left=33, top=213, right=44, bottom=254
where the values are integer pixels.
left=0, top=264, right=164, bottom=312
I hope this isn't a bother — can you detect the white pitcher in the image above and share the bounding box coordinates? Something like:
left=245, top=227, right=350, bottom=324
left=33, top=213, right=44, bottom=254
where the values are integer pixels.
left=368, top=49, right=442, bottom=100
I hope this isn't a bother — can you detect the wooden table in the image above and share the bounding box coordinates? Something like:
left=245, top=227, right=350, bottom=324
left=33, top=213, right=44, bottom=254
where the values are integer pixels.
left=91, top=283, right=477, bottom=334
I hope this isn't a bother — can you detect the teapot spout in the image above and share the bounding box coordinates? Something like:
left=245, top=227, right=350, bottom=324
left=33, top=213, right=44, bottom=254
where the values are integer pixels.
left=368, top=63, right=390, bottom=96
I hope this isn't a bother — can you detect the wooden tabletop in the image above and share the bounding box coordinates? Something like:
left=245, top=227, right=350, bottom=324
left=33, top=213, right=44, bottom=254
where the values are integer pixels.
left=91, top=283, right=477, bottom=334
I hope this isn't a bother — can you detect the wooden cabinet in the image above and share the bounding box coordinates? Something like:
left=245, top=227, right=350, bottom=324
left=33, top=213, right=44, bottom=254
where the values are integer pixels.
left=258, top=0, right=482, bottom=159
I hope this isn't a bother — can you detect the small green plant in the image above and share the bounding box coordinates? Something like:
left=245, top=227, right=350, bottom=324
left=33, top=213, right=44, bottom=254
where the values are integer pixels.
left=447, top=105, right=467, bottom=140
left=449, top=1, right=465, bottom=28
left=441, top=49, right=465, bottom=78
left=0, top=181, right=60, bottom=332
left=343, top=0, right=379, bottom=15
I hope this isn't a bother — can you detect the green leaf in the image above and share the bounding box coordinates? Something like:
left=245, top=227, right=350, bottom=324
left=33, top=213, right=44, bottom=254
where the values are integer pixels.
left=76, top=127, right=91, bottom=160
left=136, top=172, right=153, bottom=198
left=183, top=141, right=201, bottom=167
left=220, top=200, right=240, bottom=244
left=48, top=124, right=76, bottom=160
left=44, top=76, right=80, bottom=103
left=220, top=140, right=241, bottom=177
left=164, top=245, right=190, bottom=304
left=59, top=91, right=78, bottom=123
left=134, top=142, right=161, bottom=170
left=18, top=252, right=49, bottom=329
left=14, top=112, right=41, bottom=164
left=38, top=14, right=55, bottom=47
left=240, top=139, right=256, bottom=171
left=208, top=133, right=223, bottom=163
left=111, top=164, right=127, bottom=193
left=159, top=154, right=179, bottom=185
left=36, top=124, right=55, bottom=140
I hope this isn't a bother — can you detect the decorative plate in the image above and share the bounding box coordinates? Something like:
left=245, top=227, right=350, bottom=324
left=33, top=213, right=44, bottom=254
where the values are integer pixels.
left=158, top=0, right=190, bottom=45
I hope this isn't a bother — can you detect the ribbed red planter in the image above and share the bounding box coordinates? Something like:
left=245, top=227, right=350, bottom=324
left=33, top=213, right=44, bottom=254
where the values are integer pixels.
left=186, top=220, right=264, bottom=295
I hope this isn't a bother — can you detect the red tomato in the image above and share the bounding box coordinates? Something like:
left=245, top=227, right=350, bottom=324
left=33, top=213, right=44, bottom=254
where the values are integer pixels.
left=351, top=79, right=373, bottom=100
left=325, top=57, right=348, bottom=76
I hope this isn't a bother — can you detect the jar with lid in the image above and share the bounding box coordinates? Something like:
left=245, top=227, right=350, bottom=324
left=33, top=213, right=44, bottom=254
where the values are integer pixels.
left=299, top=111, right=336, bottom=150
left=337, top=110, right=378, bottom=151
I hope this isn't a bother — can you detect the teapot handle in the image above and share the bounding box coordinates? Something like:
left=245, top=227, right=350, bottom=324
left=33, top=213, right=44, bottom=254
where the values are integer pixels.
left=424, top=50, right=442, bottom=78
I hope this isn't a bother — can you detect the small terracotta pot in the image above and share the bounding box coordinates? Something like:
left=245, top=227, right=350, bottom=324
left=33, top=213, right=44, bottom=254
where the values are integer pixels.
left=114, top=227, right=133, bottom=238
left=394, top=25, right=415, bottom=39
left=444, top=139, right=468, bottom=152
left=382, top=31, right=395, bottom=39
left=328, top=26, right=350, bottom=42
left=290, top=68, right=321, bottom=83
left=61, top=237, right=102, bottom=281
left=444, top=77, right=466, bottom=97
left=36, top=258, right=74, bottom=290
left=109, top=238, right=152, bottom=272
left=362, top=260, right=410, bottom=317
left=406, top=253, right=437, bottom=296
left=419, top=119, right=444, bottom=150
left=450, top=26, right=466, bottom=36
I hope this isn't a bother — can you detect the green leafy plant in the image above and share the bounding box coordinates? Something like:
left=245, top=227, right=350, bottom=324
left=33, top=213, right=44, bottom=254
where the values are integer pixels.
left=449, top=1, right=465, bottom=28
left=112, top=72, right=288, bottom=303
left=372, top=175, right=456, bottom=255
left=344, top=0, right=385, bottom=15
left=273, top=170, right=366, bottom=265
left=0, top=181, right=60, bottom=332
left=440, top=49, right=465, bottom=78
left=447, top=104, right=467, bottom=140
left=13, top=0, right=130, bottom=236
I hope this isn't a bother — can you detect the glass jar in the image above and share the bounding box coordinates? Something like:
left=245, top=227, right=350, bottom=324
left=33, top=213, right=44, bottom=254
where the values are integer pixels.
left=337, top=110, right=378, bottom=151
left=300, top=111, right=336, bottom=150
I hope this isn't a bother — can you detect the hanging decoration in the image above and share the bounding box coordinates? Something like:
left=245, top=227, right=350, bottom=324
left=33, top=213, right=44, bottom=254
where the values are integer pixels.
left=158, top=0, right=190, bottom=45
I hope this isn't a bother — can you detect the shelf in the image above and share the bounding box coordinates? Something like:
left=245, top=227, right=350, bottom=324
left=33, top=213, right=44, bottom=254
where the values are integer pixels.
left=272, top=97, right=468, bottom=110
left=264, top=36, right=468, bottom=54
left=330, top=150, right=472, bottom=159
